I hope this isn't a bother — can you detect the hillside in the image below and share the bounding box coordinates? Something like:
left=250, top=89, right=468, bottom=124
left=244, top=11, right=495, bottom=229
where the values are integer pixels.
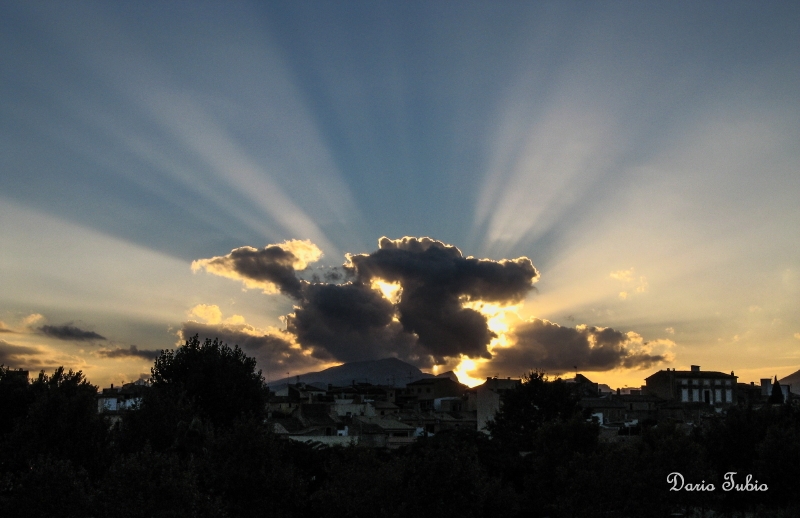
left=779, top=368, right=800, bottom=391
left=266, top=357, right=451, bottom=388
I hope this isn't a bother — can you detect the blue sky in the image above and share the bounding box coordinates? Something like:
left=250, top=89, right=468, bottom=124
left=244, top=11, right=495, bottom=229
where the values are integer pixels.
left=1, top=1, right=798, bottom=388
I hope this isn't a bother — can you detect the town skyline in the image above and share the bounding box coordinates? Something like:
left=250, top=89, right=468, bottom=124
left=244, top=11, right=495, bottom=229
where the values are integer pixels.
left=1, top=2, right=799, bottom=390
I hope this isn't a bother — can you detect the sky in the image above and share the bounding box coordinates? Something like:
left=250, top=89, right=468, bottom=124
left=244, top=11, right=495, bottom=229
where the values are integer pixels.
left=1, top=1, right=799, bottom=390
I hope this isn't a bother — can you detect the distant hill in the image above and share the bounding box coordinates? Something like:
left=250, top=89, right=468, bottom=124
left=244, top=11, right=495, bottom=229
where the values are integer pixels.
left=779, top=368, right=800, bottom=392
left=266, top=357, right=456, bottom=388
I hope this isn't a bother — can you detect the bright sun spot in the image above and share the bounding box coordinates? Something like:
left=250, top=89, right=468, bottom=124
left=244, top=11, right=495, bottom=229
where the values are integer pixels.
left=461, top=300, right=520, bottom=352
left=372, top=280, right=403, bottom=304
left=453, top=357, right=488, bottom=388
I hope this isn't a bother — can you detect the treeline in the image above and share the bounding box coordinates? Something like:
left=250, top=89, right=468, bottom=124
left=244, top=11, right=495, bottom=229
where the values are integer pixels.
left=1, top=336, right=799, bottom=517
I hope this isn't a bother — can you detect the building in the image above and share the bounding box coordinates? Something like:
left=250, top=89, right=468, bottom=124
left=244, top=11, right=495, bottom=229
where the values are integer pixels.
left=566, top=373, right=601, bottom=397
left=761, top=377, right=791, bottom=403
left=644, top=366, right=736, bottom=407
left=579, top=397, right=625, bottom=425
left=405, top=377, right=467, bottom=410
left=476, top=377, right=521, bottom=434
left=96, top=379, right=150, bottom=427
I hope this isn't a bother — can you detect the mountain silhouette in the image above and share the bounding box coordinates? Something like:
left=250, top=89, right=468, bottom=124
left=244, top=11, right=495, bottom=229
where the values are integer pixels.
left=267, top=357, right=457, bottom=388
left=779, top=368, right=800, bottom=392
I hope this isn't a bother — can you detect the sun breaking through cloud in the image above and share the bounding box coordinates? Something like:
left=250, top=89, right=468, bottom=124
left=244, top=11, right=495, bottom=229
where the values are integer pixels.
left=192, top=237, right=673, bottom=382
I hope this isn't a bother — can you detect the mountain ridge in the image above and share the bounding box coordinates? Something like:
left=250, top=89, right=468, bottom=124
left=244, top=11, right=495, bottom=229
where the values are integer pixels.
left=266, top=357, right=456, bottom=388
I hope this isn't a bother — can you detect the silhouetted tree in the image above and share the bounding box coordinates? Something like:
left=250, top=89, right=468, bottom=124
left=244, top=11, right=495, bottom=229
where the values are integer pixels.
left=0, top=367, right=109, bottom=475
left=96, top=447, right=227, bottom=518
left=395, top=430, right=519, bottom=518
left=518, top=416, right=600, bottom=516
left=0, top=456, right=95, bottom=518
left=754, top=409, right=800, bottom=510
left=150, top=335, right=267, bottom=427
left=486, top=370, right=581, bottom=451
left=118, top=335, right=268, bottom=454
left=769, top=376, right=785, bottom=404
left=0, top=365, right=33, bottom=436
left=310, top=447, right=402, bottom=518
left=196, top=418, right=308, bottom=518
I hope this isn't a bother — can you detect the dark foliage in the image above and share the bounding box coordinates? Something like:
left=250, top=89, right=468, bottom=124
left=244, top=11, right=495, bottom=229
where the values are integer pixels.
left=95, top=448, right=226, bottom=518
left=0, top=456, right=95, bottom=517
left=0, top=367, right=110, bottom=476
left=1, top=353, right=799, bottom=516
left=196, top=418, right=307, bottom=518
left=0, top=365, right=33, bottom=436
left=150, top=335, right=268, bottom=427
left=769, top=377, right=785, bottom=404
left=486, top=370, right=581, bottom=451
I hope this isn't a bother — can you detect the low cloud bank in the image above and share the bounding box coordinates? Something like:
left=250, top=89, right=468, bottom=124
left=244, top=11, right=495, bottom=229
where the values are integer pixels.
left=192, top=237, right=671, bottom=376
left=39, top=324, right=105, bottom=342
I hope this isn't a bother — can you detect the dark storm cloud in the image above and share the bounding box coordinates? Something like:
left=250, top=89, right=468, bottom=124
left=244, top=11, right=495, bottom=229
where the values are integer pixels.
left=97, top=345, right=161, bottom=360
left=286, top=282, right=418, bottom=364
left=323, top=268, right=345, bottom=282
left=192, top=240, right=321, bottom=299
left=39, top=324, right=105, bottom=342
left=345, top=237, right=538, bottom=362
left=479, top=318, right=666, bottom=376
left=193, top=236, right=538, bottom=368
left=179, top=321, right=319, bottom=373
left=0, top=339, right=42, bottom=366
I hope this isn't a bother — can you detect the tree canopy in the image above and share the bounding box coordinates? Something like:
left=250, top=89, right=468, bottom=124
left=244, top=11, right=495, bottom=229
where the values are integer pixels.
left=485, top=370, right=582, bottom=451
left=149, top=335, right=268, bottom=428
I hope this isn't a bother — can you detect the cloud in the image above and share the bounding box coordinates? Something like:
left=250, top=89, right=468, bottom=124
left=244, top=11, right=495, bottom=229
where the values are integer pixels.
left=665, top=327, right=675, bottom=334
left=39, top=324, right=105, bottom=342
left=475, top=318, right=671, bottom=376
left=188, top=304, right=223, bottom=325
left=191, top=237, right=675, bottom=378
left=340, top=237, right=539, bottom=364
left=286, top=282, right=418, bottom=364
left=192, top=236, right=538, bottom=368
left=610, top=268, right=635, bottom=282
left=0, top=339, right=46, bottom=367
left=179, top=314, right=323, bottom=375
left=0, top=321, right=12, bottom=333
left=611, top=267, right=647, bottom=297
left=794, top=332, right=800, bottom=340
left=97, top=345, right=161, bottom=360
left=192, top=239, right=322, bottom=298
left=22, top=314, right=44, bottom=327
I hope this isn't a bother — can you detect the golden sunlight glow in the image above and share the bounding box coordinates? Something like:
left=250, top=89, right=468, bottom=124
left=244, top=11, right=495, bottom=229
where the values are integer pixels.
left=453, top=357, right=489, bottom=387
left=191, top=240, right=323, bottom=295
left=609, top=268, right=635, bottom=282
left=461, top=300, right=520, bottom=352
left=371, top=280, right=402, bottom=304
left=278, top=239, right=324, bottom=269
left=189, top=304, right=223, bottom=324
